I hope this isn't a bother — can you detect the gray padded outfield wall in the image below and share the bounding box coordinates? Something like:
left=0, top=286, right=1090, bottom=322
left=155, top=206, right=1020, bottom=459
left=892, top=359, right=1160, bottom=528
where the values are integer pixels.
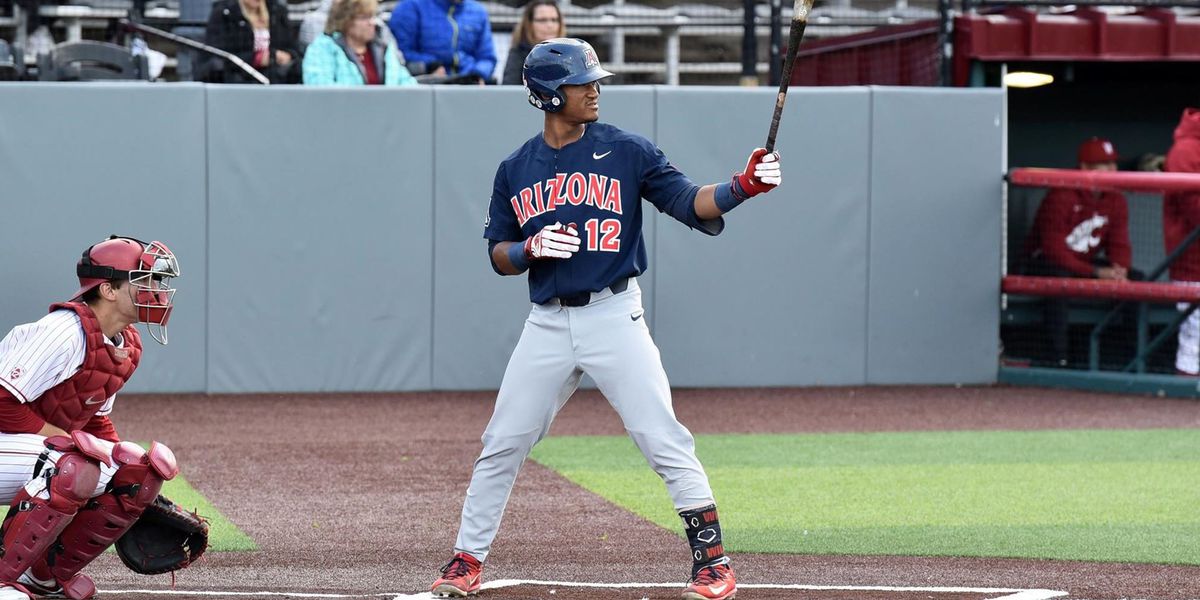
left=0, top=84, right=1003, bottom=393
left=205, top=86, right=435, bottom=392
left=0, top=83, right=208, bottom=393
left=867, top=88, right=1003, bottom=384
left=654, top=87, right=872, bottom=387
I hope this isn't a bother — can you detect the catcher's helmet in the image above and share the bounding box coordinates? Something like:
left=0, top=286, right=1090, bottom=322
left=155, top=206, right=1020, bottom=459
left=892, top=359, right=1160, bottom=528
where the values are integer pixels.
left=523, top=38, right=613, bottom=113
left=75, top=235, right=181, bottom=345
left=1078, top=137, right=1118, bottom=164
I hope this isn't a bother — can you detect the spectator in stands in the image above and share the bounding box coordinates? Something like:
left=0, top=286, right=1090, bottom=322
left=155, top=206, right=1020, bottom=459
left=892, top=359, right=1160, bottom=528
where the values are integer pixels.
left=387, top=0, right=497, bottom=83
left=303, top=0, right=417, bottom=85
left=204, top=0, right=300, bottom=83
left=501, top=0, right=563, bottom=85
left=1023, top=137, right=1136, bottom=367
left=300, top=0, right=402, bottom=53
left=1162, top=108, right=1200, bottom=375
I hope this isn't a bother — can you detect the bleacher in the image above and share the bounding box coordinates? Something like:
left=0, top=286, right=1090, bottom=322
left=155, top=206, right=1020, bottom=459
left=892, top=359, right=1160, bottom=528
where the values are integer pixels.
left=0, top=0, right=938, bottom=83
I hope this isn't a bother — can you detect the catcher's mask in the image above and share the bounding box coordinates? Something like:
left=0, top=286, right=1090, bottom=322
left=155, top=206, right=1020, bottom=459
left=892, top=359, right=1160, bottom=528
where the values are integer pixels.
left=523, top=38, right=613, bottom=113
left=74, top=235, right=181, bottom=345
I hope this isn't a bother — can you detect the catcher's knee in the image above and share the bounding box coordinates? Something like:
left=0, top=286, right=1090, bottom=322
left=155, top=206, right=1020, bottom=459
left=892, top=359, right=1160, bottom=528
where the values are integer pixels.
left=109, top=441, right=178, bottom=512
left=48, top=454, right=102, bottom=508
left=39, top=436, right=104, bottom=510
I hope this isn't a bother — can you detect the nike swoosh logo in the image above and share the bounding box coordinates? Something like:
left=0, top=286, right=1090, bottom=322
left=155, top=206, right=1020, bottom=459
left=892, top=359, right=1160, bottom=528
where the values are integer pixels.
left=593, top=151, right=612, bottom=160
left=708, top=583, right=728, bottom=595
left=631, top=312, right=643, bottom=321
left=85, top=397, right=104, bottom=405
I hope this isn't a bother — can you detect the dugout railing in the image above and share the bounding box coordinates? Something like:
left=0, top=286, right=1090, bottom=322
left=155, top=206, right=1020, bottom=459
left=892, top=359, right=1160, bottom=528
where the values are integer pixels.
left=1001, top=167, right=1200, bottom=397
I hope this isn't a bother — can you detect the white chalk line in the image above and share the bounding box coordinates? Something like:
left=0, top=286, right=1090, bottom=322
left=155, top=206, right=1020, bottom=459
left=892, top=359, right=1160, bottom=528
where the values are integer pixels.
left=99, top=579, right=1069, bottom=600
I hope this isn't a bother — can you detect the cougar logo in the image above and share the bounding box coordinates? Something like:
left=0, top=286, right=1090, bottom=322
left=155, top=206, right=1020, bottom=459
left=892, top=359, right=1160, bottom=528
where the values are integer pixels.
left=1065, top=214, right=1108, bottom=253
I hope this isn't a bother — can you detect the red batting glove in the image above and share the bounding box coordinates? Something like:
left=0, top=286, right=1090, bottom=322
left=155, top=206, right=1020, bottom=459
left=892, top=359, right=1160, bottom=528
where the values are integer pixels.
left=734, top=148, right=782, bottom=198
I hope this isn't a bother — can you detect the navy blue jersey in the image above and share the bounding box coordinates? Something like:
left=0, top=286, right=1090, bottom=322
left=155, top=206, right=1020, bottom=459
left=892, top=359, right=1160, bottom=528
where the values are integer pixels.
left=484, top=123, right=724, bottom=304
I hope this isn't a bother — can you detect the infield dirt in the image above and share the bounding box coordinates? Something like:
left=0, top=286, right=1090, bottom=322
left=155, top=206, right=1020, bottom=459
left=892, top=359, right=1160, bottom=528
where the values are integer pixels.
left=93, top=386, right=1200, bottom=599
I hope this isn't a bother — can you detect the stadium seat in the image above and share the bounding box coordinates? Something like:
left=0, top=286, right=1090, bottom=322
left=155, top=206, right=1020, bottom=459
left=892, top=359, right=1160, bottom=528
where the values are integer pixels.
left=37, top=40, right=151, bottom=81
left=174, top=0, right=215, bottom=81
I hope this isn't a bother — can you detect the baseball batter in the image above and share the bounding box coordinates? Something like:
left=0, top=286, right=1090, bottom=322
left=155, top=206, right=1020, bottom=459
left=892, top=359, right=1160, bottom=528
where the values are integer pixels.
left=0, top=236, right=182, bottom=600
left=430, top=39, right=781, bottom=600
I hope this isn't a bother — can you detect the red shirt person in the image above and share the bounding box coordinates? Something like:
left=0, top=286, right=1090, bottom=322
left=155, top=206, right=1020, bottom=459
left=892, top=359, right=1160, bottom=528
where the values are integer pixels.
left=1163, top=108, right=1200, bottom=282
left=1026, top=137, right=1132, bottom=280
left=1162, top=108, right=1200, bottom=374
left=1023, top=138, right=1135, bottom=366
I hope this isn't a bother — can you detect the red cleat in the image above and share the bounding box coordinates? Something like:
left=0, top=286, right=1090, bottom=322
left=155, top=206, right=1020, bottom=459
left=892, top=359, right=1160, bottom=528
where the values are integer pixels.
left=431, top=552, right=483, bottom=597
left=682, top=563, right=737, bottom=600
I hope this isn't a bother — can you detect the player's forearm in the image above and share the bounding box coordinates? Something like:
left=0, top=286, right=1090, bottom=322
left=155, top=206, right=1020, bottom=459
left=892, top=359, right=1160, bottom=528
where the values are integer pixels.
left=694, top=184, right=723, bottom=220
left=491, top=241, right=528, bottom=275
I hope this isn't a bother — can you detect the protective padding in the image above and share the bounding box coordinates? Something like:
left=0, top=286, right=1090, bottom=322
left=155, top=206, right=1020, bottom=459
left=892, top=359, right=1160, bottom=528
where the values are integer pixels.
left=35, top=304, right=141, bottom=433
left=34, top=460, right=166, bottom=584
left=64, top=432, right=114, bottom=468
left=59, top=573, right=94, bottom=600
left=147, top=442, right=178, bottom=480
left=110, top=441, right=144, bottom=467
left=0, top=454, right=100, bottom=581
left=19, top=570, right=94, bottom=600
left=111, top=441, right=176, bottom=479
left=522, top=38, right=612, bottom=113
left=679, top=504, right=726, bottom=571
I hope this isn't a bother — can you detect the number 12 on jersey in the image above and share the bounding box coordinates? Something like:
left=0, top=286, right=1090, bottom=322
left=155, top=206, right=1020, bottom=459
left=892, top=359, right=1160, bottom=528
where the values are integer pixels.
left=583, top=218, right=622, bottom=252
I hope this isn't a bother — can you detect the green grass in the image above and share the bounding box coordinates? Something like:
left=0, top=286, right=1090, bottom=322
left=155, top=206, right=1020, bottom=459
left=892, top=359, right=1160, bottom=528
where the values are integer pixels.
left=159, top=475, right=257, bottom=552
left=528, top=429, right=1200, bottom=565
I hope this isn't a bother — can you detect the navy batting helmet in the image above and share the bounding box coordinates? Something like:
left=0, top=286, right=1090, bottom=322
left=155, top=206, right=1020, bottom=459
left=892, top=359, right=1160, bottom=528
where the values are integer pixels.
left=523, top=38, right=613, bottom=113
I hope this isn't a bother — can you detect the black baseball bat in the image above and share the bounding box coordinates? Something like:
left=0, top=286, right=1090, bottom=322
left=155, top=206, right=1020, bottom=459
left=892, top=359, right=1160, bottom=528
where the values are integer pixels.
left=765, top=0, right=815, bottom=153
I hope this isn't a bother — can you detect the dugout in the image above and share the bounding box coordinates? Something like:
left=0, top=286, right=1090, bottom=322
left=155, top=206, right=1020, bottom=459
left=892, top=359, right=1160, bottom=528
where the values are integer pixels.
left=1000, top=69, right=1200, bottom=395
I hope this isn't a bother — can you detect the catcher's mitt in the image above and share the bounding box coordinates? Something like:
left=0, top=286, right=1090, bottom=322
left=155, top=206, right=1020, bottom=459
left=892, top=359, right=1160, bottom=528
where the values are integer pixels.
left=116, top=495, right=209, bottom=575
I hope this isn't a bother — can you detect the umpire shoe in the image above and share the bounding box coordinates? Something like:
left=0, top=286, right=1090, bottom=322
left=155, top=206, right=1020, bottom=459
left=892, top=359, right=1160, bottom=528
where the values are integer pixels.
left=683, top=563, right=737, bottom=600
left=431, top=552, right=483, bottom=597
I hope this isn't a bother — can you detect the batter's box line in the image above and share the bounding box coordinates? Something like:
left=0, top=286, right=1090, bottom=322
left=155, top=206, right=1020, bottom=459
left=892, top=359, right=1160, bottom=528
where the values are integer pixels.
left=451, top=580, right=1070, bottom=600
left=97, top=581, right=1069, bottom=600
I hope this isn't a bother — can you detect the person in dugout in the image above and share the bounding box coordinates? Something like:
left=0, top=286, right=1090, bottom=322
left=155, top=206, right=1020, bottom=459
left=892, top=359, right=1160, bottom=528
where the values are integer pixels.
left=1023, top=137, right=1141, bottom=367
left=1162, top=107, right=1200, bottom=375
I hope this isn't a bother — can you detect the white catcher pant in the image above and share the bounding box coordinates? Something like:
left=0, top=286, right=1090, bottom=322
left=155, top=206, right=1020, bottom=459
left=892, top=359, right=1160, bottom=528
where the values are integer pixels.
left=453, top=279, right=715, bottom=561
left=0, top=434, right=118, bottom=505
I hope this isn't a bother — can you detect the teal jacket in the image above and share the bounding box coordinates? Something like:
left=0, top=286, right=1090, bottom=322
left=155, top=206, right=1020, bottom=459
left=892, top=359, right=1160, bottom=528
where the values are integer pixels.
left=303, top=32, right=417, bottom=86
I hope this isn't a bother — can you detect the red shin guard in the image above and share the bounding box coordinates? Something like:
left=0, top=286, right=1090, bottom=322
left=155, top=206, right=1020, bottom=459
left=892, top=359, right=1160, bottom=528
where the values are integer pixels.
left=32, top=442, right=174, bottom=590
left=0, top=453, right=100, bottom=584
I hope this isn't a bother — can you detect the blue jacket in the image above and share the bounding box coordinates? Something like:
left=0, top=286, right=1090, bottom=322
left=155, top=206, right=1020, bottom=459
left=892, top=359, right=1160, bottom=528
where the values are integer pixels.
left=387, top=0, right=496, bottom=80
left=303, top=32, right=417, bottom=86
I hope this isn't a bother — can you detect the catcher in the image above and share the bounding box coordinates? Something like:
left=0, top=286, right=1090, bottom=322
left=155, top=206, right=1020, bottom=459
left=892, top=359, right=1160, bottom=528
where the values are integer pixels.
left=0, top=236, right=206, bottom=600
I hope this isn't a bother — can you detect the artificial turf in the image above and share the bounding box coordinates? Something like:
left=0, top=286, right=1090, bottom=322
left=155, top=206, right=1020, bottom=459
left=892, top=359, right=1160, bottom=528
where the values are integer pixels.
left=161, top=475, right=257, bottom=551
left=528, top=429, right=1200, bottom=565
